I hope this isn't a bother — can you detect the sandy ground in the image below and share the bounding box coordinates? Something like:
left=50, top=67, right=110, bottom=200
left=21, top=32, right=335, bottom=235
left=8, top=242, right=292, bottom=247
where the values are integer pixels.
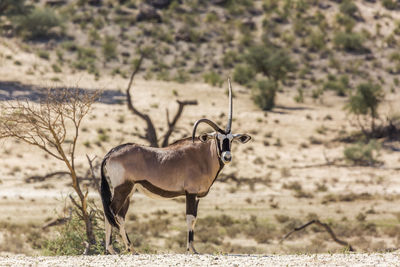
left=2, top=37, right=400, bottom=255
left=1, top=253, right=400, bottom=267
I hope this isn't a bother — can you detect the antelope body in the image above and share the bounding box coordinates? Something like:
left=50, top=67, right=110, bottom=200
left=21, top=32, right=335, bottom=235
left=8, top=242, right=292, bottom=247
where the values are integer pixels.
left=101, top=79, right=251, bottom=254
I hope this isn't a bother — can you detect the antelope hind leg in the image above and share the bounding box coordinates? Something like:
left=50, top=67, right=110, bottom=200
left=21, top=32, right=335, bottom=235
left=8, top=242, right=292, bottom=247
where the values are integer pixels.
left=186, top=193, right=200, bottom=254
left=105, top=218, right=116, bottom=255
left=109, top=182, right=135, bottom=253
left=117, top=198, right=136, bottom=254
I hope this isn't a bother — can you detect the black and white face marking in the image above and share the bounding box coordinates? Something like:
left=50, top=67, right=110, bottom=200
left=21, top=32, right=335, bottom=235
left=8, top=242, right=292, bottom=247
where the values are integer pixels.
left=199, top=132, right=252, bottom=165
left=216, top=133, right=233, bottom=164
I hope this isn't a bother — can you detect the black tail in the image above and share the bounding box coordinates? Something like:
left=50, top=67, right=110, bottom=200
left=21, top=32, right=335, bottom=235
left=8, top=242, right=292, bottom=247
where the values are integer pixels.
left=100, top=157, right=119, bottom=230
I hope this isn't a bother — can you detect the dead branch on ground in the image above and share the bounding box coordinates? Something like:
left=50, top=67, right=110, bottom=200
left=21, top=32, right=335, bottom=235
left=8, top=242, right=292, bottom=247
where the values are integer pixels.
left=280, top=219, right=355, bottom=252
left=25, top=171, right=70, bottom=183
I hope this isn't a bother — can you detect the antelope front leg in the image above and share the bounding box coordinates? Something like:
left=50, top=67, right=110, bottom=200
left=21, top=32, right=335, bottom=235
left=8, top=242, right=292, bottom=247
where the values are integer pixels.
left=186, top=193, right=200, bottom=254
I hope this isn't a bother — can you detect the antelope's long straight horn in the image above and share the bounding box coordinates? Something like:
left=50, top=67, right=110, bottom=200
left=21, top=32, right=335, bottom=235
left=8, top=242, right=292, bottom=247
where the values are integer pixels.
left=226, top=77, right=233, bottom=133
left=192, top=119, right=224, bottom=142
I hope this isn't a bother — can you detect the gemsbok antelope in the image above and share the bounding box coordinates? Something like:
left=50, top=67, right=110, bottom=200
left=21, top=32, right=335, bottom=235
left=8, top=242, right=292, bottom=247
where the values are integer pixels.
left=100, top=78, right=251, bottom=254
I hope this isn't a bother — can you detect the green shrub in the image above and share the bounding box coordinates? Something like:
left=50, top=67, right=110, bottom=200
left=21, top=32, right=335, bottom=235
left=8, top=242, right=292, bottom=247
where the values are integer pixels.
left=15, top=7, right=62, bottom=40
left=252, top=79, right=277, bottom=111
left=0, top=0, right=30, bottom=17
left=323, top=75, right=350, bottom=96
left=52, top=64, right=62, bottom=73
left=346, top=82, right=383, bottom=119
left=77, top=47, right=97, bottom=60
left=203, top=71, right=223, bottom=87
left=382, top=0, right=397, bottom=10
left=37, top=50, right=50, bottom=60
left=72, top=47, right=97, bottom=72
left=340, top=0, right=358, bottom=18
left=336, top=14, right=356, bottom=32
left=233, top=64, right=255, bottom=87
left=245, top=44, right=296, bottom=82
left=307, top=29, right=325, bottom=52
left=223, top=51, right=240, bottom=68
left=102, top=35, right=118, bottom=62
left=344, top=140, right=381, bottom=166
left=334, top=32, right=367, bottom=53
left=62, top=41, right=78, bottom=52
left=173, top=69, right=190, bottom=83
left=42, top=208, right=106, bottom=255
left=294, top=88, right=304, bottom=103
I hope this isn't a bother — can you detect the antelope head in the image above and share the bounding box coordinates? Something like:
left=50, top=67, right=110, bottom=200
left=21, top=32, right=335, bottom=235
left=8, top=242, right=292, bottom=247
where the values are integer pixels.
left=192, top=78, right=251, bottom=164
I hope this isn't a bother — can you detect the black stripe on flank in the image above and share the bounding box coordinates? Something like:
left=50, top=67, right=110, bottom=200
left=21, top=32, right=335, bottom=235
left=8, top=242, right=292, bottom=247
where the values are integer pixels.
left=135, top=180, right=185, bottom=198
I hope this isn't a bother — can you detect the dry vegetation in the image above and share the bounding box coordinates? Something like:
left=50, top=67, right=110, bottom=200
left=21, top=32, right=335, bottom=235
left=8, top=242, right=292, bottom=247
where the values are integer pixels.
left=1, top=0, right=400, bottom=257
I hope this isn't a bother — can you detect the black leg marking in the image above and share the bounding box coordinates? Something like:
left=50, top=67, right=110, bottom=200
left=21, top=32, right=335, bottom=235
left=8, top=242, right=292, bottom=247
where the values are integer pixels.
left=186, top=193, right=200, bottom=254
left=188, top=230, right=194, bottom=242
left=186, top=193, right=198, bottom=216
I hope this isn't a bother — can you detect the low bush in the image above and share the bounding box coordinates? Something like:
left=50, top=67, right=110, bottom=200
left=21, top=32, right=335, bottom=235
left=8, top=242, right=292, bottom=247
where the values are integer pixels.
left=307, top=29, right=325, bottom=52
left=42, top=208, right=106, bottom=255
left=339, top=0, right=359, bottom=18
left=102, top=35, right=118, bottom=62
left=323, top=75, right=350, bottom=96
left=233, top=64, right=255, bottom=87
left=334, top=32, right=367, bottom=53
left=252, top=79, right=277, bottom=111
left=15, top=7, right=62, bottom=40
left=343, top=140, right=381, bottom=166
left=245, top=44, right=296, bottom=82
left=203, top=71, right=223, bottom=87
left=345, top=82, right=384, bottom=133
left=382, top=0, right=397, bottom=10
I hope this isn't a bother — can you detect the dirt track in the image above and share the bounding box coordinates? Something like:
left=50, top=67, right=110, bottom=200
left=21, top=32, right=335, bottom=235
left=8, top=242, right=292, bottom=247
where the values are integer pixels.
left=0, top=253, right=399, bottom=267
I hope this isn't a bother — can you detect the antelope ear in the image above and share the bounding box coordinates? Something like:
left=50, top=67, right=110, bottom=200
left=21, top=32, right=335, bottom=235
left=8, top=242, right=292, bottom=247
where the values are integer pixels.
left=235, top=134, right=251, bottom=144
left=199, top=133, right=210, bottom=142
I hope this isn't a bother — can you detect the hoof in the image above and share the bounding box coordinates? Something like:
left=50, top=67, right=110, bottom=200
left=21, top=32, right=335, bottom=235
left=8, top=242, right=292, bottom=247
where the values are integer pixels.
left=107, top=248, right=117, bottom=255
left=186, top=248, right=199, bottom=255
left=128, top=248, right=139, bottom=255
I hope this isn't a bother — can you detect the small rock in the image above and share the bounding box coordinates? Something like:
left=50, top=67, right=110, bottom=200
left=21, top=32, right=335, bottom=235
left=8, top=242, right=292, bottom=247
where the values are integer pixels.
left=45, top=0, right=67, bottom=6
left=88, top=0, right=102, bottom=6
left=146, top=0, right=172, bottom=9
left=137, top=4, right=162, bottom=23
left=211, top=0, right=228, bottom=5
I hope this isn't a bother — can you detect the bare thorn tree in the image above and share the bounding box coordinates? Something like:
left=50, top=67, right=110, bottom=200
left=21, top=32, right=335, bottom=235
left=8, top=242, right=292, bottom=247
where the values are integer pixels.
left=126, top=53, right=198, bottom=147
left=0, top=87, right=100, bottom=248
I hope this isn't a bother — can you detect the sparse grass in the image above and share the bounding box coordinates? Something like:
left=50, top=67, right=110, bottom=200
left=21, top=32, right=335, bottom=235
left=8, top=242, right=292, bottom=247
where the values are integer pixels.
left=322, top=192, right=373, bottom=204
left=203, top=71, right=223, bottom=87
left=323, top=75, right=350, bottom=96
left=233, top=64, right=255, bottom=87
left=37, top=50, right=50, bottom=60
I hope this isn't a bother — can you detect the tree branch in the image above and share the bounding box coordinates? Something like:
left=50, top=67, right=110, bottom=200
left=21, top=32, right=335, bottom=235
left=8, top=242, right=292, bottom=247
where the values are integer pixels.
left=86, top=154, right=100, bottom=194
left=126, top=52, right=159, bottom=147
left=161, top=100, right=198, bottom=147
